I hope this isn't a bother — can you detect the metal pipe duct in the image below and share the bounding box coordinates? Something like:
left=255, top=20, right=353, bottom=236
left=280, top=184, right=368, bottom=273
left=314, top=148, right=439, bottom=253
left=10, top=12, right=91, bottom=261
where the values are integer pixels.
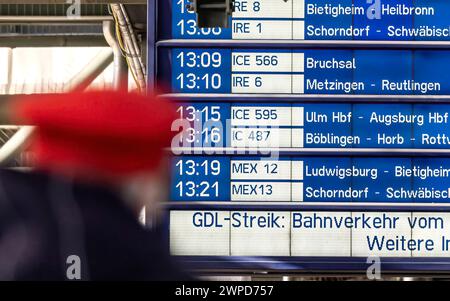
left=103, top=20, right=129, bottom=90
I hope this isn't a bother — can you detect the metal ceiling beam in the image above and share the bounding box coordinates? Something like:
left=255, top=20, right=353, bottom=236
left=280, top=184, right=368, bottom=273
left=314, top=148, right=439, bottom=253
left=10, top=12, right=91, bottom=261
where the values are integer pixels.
left=0, top=36, right=108, bottom=47
left=0, top=16, right=113, bottom=24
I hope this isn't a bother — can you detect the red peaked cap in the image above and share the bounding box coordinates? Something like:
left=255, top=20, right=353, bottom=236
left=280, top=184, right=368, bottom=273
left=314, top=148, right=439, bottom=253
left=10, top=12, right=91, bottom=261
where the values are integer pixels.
left=13, top=90, right=177, bottom=178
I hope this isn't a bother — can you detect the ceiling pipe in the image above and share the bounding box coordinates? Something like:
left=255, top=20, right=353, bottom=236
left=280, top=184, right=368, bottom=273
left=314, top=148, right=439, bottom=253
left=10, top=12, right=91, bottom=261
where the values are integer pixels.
left=103, top=20, right=129, bottom=91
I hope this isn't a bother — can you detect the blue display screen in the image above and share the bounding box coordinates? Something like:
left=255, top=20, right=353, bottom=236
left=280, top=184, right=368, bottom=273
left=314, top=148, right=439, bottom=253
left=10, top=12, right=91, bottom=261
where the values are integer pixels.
left=172, top=102, right=450, bottom=149
left=162, top=48, right=450, bottom=95
left=152, top=0, right=450, bottom=271
left=170, top=155, right=450, bottom=203
left=164, top=0, right=450, bottom=41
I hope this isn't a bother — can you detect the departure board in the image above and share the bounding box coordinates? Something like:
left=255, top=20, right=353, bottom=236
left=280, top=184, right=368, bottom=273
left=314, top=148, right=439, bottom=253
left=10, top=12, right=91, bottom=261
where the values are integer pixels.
left=160, top=49, right=450, bottom=94
left=170, top=211, right=450, bottom=258
left=149, top=0, right=450, bottom=273
left=170, top=156, right=450, bottom=203
left=171, top=102, right=450, bottom=149
left=158, top=0, right=450, bottom=41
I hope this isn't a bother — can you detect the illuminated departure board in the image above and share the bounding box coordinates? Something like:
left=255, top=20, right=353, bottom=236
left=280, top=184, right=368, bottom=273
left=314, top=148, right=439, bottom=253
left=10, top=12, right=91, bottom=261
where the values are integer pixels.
left=149, top=0, right=450, bottom=273
left=170, top=156, right=450, bottom=202
left=173, top=103, right=450, bottom=149
left=162, top=49, right=450, bottom=94
left=159, top=0, right=450, bottom=40
left=170, top=211, right=450, bottom=257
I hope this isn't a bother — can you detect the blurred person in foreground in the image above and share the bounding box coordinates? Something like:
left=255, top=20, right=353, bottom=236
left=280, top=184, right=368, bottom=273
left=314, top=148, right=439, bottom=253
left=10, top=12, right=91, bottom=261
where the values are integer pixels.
left=0, top=89, right=190, bottom=280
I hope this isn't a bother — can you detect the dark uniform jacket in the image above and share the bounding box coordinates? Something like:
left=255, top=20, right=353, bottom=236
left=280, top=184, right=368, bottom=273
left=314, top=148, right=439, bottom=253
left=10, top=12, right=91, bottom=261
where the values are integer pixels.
left=0, top=169, right=189, bottom=281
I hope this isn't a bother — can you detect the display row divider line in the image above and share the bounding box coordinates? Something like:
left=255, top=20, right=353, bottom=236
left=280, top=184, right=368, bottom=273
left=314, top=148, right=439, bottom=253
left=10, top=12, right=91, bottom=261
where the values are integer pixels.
left=167, top=147, right=450, bottom=157
left=165, top=202, right=450, bottom=212
left=161, top=94, right=450, bottom=103
left=231, top=17, right=304, bottom=21
left=156, top=39, right=450, bottom=49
